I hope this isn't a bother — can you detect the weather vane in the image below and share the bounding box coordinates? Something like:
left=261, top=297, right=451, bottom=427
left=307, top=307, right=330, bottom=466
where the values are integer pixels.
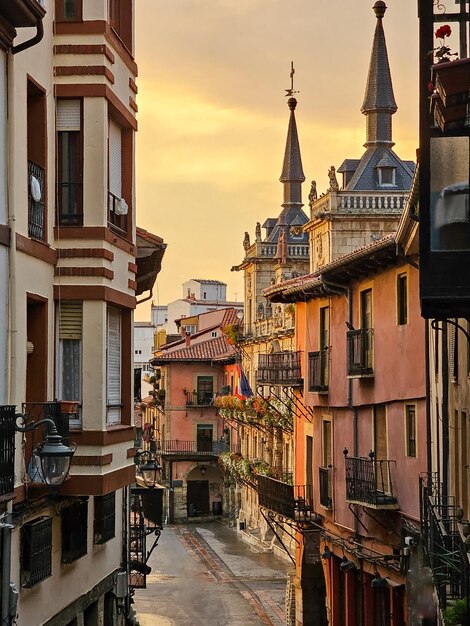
left=285, top=61, right=299, bottom=97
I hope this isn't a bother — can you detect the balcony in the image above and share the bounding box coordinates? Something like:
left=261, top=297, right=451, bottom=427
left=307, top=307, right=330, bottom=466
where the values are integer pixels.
left=185, top=391, right=213, bottom=407
left=257, top=351, right=302, bottom=386
left=344, top=453, right=398, bottom=509
left=347, top=328, right=374, bottom=377
left=257, top=474, right=313, bottom=521
left=153, top=439, right=232, bottom=460
left=319, top=466, right=332, bottom=509
left=28, top=160, right=45, bottom=241
left=0, top=406, right=16, bottom=499
left=420, top=474, right=470, bottom=612
left=308, top=350, right=329, bottom=392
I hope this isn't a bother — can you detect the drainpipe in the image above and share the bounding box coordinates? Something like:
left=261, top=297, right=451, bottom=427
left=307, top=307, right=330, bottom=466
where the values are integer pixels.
left=425, top=320, right=432, bottom=476
left=441, top=323, right=449, bottom=497
left=12, top=19, right=44, bottom=55
left=1, top=521, right=14, bottom=625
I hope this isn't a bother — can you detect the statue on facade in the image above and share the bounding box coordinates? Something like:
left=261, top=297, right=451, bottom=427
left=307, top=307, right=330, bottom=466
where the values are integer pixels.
left=257, top=301, right=265, bottom=320
left=328, top=166, right=339, bottom=192
left=308, top=180, right=317, bottom=204
left=255, top=222, right=262, bottom=242
left=243, top=231, right=251, bottom=251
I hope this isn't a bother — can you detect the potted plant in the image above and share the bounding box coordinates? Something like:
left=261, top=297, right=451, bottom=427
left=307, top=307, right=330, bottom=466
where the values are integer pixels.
left=443, top=598, right=469, bottom=626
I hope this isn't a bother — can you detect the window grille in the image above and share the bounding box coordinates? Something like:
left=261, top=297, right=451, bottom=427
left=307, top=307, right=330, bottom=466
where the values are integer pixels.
left=94, top=492, right=116, bottom=544
left=0, top=406, right=15, bottom=496
left=62, top=499, right=88, bottom=563
left=21, top=517, right=53, bottom=587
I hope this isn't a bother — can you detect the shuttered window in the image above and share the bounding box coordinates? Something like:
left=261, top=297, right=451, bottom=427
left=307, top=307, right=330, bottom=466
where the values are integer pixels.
left=57, top=100, right=80, bottom=131
left=57, top=99, right=82, bottom=225
left=107, top=307, right=121, bottom=425
left=108, top=119, right=122, bottom=199
left=57, top=301, right=82, bottom=427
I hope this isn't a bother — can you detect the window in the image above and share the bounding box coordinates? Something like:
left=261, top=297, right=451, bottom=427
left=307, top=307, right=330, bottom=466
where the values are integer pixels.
left=361, top=288, right=373, bottom=370
left=109, top=0, right=133, bottom=51
left=21, top=517, right=52, bottom=587
left=94, top=492, right=116, bottom=544
left=397, top=273, right=408, bottom=325
left=108, top=118, right=128, bottom=233
left=107, top=307, right=122, bottom=425
left=211, top=331, right=217, bottom=338
left=57, top=99, right=83, bottom=225
left=55, top=0, right=82, bottom=21
left=197, top=424, right=213, bottom=452
left=449, top=320, right=458, bottom=382
left=378, top=166, right=396, bottom=187
left=27, top=79, right=47, bottom=241
left=405, top=404, right=416, bottom=457
left=62, top=499, right=88, bottom=563
left=0, top=406, right=15, bottom=497
left=322, top=420, right=332, bottom=468
left=196, top=376, right=213, bottom=405
left=320, top=306, right=329, bottom=387
left=57, top=301, right=82, bottom=427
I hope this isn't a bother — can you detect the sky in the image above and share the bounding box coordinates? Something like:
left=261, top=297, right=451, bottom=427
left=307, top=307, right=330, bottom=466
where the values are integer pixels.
left=134, top=0, right=419, bottom=321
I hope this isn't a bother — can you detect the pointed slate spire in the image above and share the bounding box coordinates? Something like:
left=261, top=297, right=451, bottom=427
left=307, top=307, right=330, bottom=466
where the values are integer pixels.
left=361, top=1, right=397, bottom=147
left=279, top=96, right=305, bottom=208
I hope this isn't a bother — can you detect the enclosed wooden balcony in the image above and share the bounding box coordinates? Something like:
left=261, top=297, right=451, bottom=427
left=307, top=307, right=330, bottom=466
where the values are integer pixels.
left=347, top=329, right=374, bottom=377
left=257, top=475, right=313, bottom=521
left=257, top=351, right=302, bottom=386
left=344, top=452, right=398, bottom=509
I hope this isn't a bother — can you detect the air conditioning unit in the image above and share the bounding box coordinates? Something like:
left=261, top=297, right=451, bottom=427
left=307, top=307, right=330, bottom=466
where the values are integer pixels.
left=115, top=198, right=128, bottom=216
left=114, top=571, right=128, bottom=599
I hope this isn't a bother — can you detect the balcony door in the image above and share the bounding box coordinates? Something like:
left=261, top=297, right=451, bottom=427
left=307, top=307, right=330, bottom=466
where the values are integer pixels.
left=373, top=404, right=389, bottom=493
left=197, top=424, right=213, bottom=452
left=361, top=289, right=373, bottom=369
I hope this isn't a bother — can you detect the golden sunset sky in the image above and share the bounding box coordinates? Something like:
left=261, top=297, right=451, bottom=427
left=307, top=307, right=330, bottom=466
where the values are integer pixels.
left=134, top=0, right=419, bottom=321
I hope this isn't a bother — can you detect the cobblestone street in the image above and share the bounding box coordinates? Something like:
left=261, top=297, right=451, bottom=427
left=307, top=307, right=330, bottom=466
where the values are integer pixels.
left=133, top=522, right=291, bottom=626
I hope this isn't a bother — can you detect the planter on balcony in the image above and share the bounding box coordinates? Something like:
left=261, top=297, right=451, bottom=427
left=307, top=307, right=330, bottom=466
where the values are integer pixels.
left=431, top=58, right=470, bottom=132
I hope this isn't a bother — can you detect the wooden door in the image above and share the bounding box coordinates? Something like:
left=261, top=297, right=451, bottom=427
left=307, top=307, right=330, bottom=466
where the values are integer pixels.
left=187, top=480, right=209, bottom=516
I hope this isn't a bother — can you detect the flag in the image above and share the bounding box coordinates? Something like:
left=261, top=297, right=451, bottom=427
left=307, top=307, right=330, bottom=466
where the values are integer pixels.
left=239, top=366, right=253, bottom=398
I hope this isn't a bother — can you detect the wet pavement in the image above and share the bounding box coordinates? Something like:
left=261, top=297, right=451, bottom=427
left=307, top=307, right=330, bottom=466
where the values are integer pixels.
left=133, top=522, right=291, bottom=626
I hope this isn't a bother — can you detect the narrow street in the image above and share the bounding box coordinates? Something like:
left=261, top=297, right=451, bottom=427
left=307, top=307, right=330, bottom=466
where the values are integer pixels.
left=133, top=522, right=291, bottom=626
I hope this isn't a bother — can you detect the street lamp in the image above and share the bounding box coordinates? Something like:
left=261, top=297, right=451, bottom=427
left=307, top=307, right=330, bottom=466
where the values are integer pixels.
left=15, top=414, right=76, bottom=487
left=136, top=450, right=162, bottom=489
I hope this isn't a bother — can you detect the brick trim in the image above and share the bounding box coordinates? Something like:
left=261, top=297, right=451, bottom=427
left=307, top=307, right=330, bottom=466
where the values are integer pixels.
left=54, top=43, right=115, bottom=64
left=53, top=285, right=135, bottom=308
left=55, top=65, right=115, bottom=84
left=128, top=262, right=137, bottom=273
left=58, top=248, right=114, bottom=261
left=71, top=454, right=113, bottom=466
left=128, top=279, right=137, bottom=291
left=129, top=96, right=138, bottom=112
left=59, top=464, right=136, bottom=496
left=16, top=233, right=57, bottom=265
left=126, top=447, right=137, bottom=459
left=129, top=77, right=138, bottom=94
left=54, top=266, right=114, bottom=279
left=54, top=226, right=136, bottom=254
left=69, top=425, right=135, bottom=446
left=0, top=224, right=10, bottom=247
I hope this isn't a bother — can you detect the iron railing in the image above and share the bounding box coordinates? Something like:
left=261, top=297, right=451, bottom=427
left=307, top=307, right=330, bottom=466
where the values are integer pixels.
left=257, top=474, right=313, bottom=521
left=344, top=454, right=398, bottom=509
left=319, top=466, right=332, bottom=509
left=0, top=405, right=16, bottom=497
left=129, top=488, right=163, bottom=590
left=308, top=350, right=329, bottom=392
left=420, top=473, right=470, bottom=612
left=28, top=160, right=46, bottom=240
left=185, top=391, right=213, bottom=407
left=153, top=439, right=232, bottom=456
left=22, top=401, right=71, bottom=444
left=21, top=516, right=53, bottom=588
left=257, top=351, right=302, bottom=386
left=347, top=328, right=374, bottom=376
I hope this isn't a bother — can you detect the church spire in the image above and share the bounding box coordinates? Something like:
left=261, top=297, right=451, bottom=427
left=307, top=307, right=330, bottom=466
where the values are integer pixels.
left=279, top=63, right=305, bottom=209
left=361, top=1, right=397, bottom=147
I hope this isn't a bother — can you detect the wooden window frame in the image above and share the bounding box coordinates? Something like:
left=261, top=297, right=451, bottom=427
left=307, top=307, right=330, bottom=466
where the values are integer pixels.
left=404, top=404, right=417, bottom=458
left=397, top=272, right=408, bottom=325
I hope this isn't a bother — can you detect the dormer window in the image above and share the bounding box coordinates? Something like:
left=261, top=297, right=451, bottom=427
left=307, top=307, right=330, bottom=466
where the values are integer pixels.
left=378, top=166, right=396, bottom=187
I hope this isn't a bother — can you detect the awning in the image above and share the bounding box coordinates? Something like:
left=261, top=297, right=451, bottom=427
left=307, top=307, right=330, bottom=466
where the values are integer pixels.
left=135, top=227, right=166, bottom=297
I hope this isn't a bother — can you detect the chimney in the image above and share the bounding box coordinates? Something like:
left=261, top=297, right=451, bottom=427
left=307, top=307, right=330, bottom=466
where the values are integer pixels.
left=185, top=332, right=191, bottom=347
left=180, top=325, right=186, bottom=337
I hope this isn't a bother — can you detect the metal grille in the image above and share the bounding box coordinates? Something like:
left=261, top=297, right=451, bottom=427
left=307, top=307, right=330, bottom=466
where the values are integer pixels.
left=61, top=499, right=88, bottom=563
left=28, top=161, right=45, bottom=240
left=21, top=517, right=52, bottom=587
left=257, top=351, right=302, bottom=386
left=0, top=406, right=16, bottom=496
left=258, top=475, right=313, bottom=521
left=94, top=492, right=116, bottom=544
left=344, top=455, right=397, bottom=508
left=347, top=329, right=374, bottom=376
left=308, top=350, right=329, bottom=392
left=185, top=391, right=213, bottom=407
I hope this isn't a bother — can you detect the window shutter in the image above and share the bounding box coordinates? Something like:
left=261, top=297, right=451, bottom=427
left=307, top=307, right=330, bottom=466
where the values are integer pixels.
left=59, top=301, right=82, bottom=340
left=108, top=119, right=122, bottom=198
left=57, top=100, right=80, bottom=132
left=107, top=307, right=121, bottom=424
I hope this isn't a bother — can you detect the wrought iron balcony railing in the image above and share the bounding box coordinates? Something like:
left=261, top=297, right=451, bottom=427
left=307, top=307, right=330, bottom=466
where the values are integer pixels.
left=257, top=474, right=313, bottom=521
left=308, top=350, right=329, bottom=392
left=319, top=466, right=332, bottom=509
left=420, top=474, right=470, bottom=612
left=185, top=391, right=213, bottom=407
left=153, top=439, right=232, bottom=456
left=0, top=405, right=16, bottom=498
left=28, top=160, right=45, bottom=241
left=257, top=351, right=302, bottom=386
left=347, top=328, right=374, bottom=376
left=344, top=452, right=398, bottom=509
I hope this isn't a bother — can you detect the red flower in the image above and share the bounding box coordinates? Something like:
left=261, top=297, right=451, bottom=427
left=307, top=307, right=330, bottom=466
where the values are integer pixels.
left=435, top=25, right=451, bottom=39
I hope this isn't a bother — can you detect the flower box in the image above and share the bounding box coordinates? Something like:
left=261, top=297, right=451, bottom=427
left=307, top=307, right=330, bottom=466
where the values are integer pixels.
left=431, top=58, right=470, bottom=132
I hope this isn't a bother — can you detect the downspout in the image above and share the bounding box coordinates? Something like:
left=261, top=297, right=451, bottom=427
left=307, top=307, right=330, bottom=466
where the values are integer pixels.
left=425, top=320, right=432, bottom=476
left=441, top=323, right=449, bottom=497
left=136, top=288, right=153, bottom=307
left=12, top=19, right=44, bottom=55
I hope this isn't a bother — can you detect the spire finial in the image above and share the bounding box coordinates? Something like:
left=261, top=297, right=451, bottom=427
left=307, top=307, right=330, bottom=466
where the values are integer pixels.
left=373, top=1, right=387, bottom=19
left=285, top=61, right=299, bottom=101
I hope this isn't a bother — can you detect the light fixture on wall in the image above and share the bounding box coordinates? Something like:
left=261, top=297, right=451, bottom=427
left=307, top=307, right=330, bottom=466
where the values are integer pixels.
left=199, top=465, right=206, bottom=477
left=135, top=450, right=162, bottom=489
left=15, top=413, right=76, bottom=487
